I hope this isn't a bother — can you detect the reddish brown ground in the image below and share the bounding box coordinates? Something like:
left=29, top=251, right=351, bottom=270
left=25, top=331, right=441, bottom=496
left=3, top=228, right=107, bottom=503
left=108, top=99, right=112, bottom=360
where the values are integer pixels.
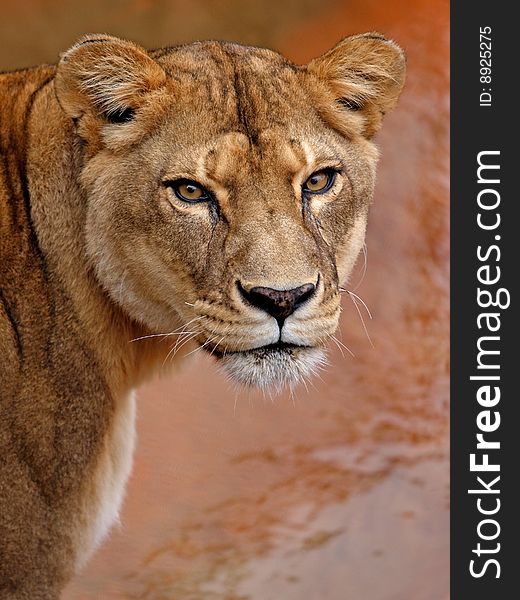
left=3, top=0, right=449, bottom=598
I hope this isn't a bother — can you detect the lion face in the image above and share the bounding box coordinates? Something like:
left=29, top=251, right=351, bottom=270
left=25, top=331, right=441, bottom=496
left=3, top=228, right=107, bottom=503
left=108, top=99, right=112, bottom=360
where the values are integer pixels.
left=55, top=34, right=405, bottom=389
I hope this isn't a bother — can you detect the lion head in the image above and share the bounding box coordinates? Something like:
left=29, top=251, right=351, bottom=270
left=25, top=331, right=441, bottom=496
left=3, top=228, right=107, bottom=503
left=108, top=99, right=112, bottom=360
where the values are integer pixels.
left=55, top=33, right=405, bottom=390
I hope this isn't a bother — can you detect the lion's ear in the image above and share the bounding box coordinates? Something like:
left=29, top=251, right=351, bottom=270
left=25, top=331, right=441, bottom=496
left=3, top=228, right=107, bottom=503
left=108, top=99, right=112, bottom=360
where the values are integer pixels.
left=55, top=34, right=166, bottom=124
left=307, top=33, right=406, bottom=138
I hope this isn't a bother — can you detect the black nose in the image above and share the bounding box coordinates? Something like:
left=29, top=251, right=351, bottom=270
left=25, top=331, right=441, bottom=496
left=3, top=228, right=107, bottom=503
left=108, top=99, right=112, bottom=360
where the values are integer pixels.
left=239, top=282, right=316, bottom=325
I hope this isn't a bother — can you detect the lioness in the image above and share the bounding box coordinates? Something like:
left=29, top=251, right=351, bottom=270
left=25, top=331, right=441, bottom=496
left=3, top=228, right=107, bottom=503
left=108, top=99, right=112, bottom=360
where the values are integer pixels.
left=0, top=33, right=405, bottom=597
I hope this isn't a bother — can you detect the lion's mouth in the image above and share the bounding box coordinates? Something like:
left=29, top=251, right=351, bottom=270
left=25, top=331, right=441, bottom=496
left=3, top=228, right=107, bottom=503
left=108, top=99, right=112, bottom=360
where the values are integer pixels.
left=209, top=341, right=326, bottom=390
left=209, top=341, right=310, bottom=359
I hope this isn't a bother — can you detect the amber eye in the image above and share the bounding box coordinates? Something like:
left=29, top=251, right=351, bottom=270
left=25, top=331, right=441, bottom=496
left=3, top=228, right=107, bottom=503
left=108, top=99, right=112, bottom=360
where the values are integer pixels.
left=303, top=169, right=337, bottom=194
left=167, top=179, right=210, bottom=203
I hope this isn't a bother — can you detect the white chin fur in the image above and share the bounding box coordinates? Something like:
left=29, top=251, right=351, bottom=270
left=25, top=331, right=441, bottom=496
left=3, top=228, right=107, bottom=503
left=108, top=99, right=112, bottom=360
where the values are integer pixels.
left=218, top=346, right=327, bottom=390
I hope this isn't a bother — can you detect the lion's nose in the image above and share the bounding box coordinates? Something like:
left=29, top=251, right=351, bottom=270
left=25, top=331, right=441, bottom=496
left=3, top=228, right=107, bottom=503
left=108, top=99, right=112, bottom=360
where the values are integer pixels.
left=239, top=282, right=316, bottom=325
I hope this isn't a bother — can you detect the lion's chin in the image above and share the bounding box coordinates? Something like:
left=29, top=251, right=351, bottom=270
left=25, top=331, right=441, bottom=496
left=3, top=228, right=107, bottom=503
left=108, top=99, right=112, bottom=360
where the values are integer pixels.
left=216, top=343, right=327, bottom=390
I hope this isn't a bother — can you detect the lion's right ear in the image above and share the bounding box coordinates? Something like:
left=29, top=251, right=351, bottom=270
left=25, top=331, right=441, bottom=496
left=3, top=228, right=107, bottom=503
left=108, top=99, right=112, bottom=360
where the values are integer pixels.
left=55, top=34, right=166, bottom=124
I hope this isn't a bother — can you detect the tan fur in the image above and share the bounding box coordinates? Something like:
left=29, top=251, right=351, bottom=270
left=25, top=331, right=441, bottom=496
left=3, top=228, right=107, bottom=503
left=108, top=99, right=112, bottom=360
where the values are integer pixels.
left=0, top=33, right=404, bottom=598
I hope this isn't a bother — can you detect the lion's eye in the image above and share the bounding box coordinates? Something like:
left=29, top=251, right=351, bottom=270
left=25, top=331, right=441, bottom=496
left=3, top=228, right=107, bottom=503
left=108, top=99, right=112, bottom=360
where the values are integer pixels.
left=167, top=179, right=209, bottom=203
left=303, top=169, right=336, bottom=194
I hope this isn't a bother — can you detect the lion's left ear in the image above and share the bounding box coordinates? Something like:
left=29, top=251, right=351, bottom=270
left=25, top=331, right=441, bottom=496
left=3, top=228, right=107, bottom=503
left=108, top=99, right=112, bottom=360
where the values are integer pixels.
left=307, top=33, right=406, bottom=138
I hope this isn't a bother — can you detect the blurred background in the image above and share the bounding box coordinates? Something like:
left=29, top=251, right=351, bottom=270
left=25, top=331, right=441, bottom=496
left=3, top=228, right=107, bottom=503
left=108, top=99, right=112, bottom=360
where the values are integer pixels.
left=2, top=0, right=449, bottom=598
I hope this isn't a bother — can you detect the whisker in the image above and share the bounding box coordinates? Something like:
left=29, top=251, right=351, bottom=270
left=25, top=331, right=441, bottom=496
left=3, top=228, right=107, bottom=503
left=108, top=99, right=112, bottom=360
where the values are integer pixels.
left=347, top=291, right=373, bottom=320
left=169, top=332, right=200, bottom=362
left=162, top=338, right=182, bottom=367
left=353, top=243, right=368, bottom=291
left=168, top=317, right=207, bottom=351
left=348, top=293, right=374, bottom=348
left=162, top=324, right=202, bottom=366
left=173, top=330, right=201, bottom=356
left=131, top=331, right=198, bottom=343
left=329, top=334, right=345, bottom=359
left=185, top=334, right=218, bottom=358
left=329, top=333, right=355, bottom=358
left=209, top=336, right=226, bottom=357
left=130, top=316, right=205, bottom=343
left=162, top=338, right=183, bottom=367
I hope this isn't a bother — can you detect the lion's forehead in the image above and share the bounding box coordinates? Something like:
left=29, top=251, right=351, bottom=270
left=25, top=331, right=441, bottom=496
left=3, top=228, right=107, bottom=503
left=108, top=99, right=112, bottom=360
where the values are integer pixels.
left=156, top=42, right=314, bottom=131
left=201, top=130, right=308, bottom=181
left=145, top=42, right=358, bottom=184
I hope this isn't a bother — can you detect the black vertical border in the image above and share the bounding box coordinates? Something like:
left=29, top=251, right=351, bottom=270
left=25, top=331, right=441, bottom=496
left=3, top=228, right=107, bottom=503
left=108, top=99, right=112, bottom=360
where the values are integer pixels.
left=451, top=2, right=518, bottom=598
